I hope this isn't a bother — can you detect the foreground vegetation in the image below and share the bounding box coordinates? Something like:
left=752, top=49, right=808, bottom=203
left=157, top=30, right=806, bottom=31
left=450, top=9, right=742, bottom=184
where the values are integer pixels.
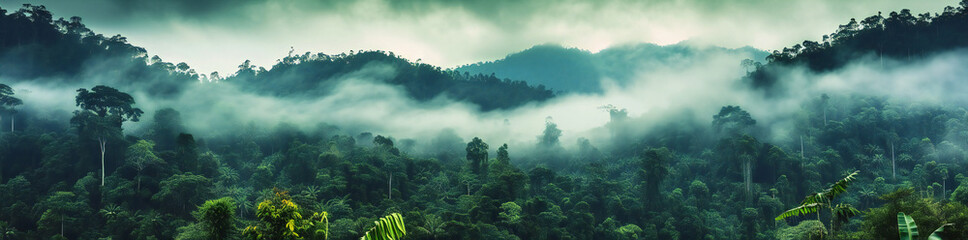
left=3, top=2, right=968, bottom=240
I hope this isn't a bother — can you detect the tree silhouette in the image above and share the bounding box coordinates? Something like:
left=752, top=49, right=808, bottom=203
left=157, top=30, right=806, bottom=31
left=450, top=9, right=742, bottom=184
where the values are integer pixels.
left=466, top=137, right=489, bottom=175
left=0, top=84, right=22, bottom=133
left=73, top=85, right=142, bottom=186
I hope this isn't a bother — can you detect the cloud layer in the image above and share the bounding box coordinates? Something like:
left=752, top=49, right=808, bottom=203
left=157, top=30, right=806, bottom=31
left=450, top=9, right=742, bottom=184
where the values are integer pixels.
left=5, top=0, right=954, bottom=75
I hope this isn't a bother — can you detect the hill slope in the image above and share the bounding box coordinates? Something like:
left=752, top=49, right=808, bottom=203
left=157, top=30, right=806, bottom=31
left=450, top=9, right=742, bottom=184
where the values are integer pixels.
left=457, top=43, right=769, bottom=93
left=748, top=4, right=968, bottom=88
left=0, top=5, right=554, bottom=111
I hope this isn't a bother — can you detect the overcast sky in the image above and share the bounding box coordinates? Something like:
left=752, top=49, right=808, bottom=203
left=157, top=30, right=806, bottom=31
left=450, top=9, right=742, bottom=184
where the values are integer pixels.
left=2, top=0, right=956, bottom=75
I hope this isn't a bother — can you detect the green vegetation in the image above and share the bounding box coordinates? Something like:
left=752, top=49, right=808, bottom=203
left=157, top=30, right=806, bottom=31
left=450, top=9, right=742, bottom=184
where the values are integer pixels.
left=897, top=212, right=952, bottom=240
left=2, top=2, right=968, bottom=240
left=361, top=213, right=406, bottom=240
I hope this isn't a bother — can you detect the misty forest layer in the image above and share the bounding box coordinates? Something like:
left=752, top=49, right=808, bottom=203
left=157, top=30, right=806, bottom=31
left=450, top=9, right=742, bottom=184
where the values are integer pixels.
left=4, top=2, right=968, bottom=240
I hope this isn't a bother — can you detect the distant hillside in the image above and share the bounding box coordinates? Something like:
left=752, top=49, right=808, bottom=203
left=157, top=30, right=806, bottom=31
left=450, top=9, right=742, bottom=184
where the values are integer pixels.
left=0, top=4, right=554, bottom=111
left=0, top=5, right=198, bottom=97
left=226, top=50, right=554, bottom=111
left=457, top=43, right=769, bottom=93
left=749, top=4, right=968, bottom=88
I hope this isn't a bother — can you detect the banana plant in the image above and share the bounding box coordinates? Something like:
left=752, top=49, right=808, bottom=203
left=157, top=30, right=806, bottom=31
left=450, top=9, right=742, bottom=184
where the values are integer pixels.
left=776, top=170, right=860, bottom=221
left=776, top=171, right=860, bottom=236
left=897, top=212, right=952, bottom=240
left=361, top=213, right=407, bottom=240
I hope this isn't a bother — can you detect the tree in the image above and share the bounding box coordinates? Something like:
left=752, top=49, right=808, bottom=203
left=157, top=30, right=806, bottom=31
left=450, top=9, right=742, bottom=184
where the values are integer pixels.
left=466, top=137, right=489, bottom=175
left=148, top=108, right=185, bottom=150
left=75, top=86, right=143, bottom=121
left=74, top=85, right=143, bottom=186
left=153, top=173, right=212, bottom=216
left=0, top=84, right=22, bottom=133
left=125, top=140, right=164, bottom=192
left=194, top=197, right=238, bottom=240
left=538, top=117, right=562, bottom=147
left=642, top=147, right=672, bottom=210
left=712, top=105, right=756, bottom=135
left=242, top=190, right=329, bottom=240
left=35, top=191, right=90, bottom=239
left=242, top=191, right=302, bottom=240
left=497, top=144, right=510, bottom=165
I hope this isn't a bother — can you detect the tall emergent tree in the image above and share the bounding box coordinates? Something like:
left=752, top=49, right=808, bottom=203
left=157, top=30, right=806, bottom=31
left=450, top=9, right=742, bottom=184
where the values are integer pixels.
left=641, top=147, right=672, bottom=210
left=125, top=140, right=164, bottom=191
left=73, top=85, right=143, bottom=186
left=466, top=137, right=489, bottom=175
left=0, top=84, right=23, bottom=133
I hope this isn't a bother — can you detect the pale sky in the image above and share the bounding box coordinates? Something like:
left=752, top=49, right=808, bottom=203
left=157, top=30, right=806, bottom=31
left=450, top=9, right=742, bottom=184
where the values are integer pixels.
left=2, top=0, right=957, bottom=75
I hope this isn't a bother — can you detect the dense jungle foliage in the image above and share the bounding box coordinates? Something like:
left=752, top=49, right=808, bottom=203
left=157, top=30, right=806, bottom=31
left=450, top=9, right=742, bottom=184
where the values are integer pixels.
left=3, top=2, right=968, bottom=240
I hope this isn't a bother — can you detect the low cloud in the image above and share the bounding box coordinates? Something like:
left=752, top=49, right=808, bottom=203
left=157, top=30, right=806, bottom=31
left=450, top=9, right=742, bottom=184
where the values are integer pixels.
left=6, top=0, right=953, bottom=75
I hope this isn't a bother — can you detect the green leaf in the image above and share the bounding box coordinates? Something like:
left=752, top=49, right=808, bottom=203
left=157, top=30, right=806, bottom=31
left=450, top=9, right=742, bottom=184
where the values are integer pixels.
left=798, top=171, right=858, bottom=207
left=928, top=223, right=953, bottom=240
left=898, top=212, right=919, bottom=240
left=776, top=203, right=824, bottom=221
left=360, top=213, right=407, bottom=240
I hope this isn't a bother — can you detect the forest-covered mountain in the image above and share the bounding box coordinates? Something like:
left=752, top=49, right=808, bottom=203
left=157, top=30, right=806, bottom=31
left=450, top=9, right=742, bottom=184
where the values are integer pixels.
left=0, top=4, right=553, bottom=111
left=3, top=2, right=968, bottom=240
left=456, top=43, right=768, bottom=93
left=225, top=50, right=554, bottom=111
left=748, top=2, right=968, bottom=89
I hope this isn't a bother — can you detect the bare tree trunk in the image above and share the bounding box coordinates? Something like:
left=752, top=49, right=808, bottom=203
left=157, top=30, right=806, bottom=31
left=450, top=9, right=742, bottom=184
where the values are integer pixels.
left=800, top=136, right=804, bottom=159
left=388, top=173, right=392, bottom=200
left=891, top=142, right=896, bottom=179
left=9, top=116, right=12, bottom=132
left=823, top=109, right=827, bottom=126
left=744, top=160, right=752, bottom=198
left=100, top=138, right=107, bottom=186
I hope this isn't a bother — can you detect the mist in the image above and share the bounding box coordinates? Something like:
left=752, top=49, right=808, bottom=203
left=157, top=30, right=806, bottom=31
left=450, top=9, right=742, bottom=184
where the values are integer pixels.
left=10, top=44, right=968, bottom=164
left=6, top=0, right=953, bottom=75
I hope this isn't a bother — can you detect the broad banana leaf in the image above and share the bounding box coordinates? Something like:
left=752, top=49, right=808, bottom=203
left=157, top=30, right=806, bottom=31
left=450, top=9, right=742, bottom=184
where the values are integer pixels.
left=775, top=203, right=824, bottom=221
left=361, top=213, right=407, bottom=240
left=803, top=171, right=858, bottom=205
left=928, top=223, right=953, bottom=240
left=898, top=212, right=919, bottom=240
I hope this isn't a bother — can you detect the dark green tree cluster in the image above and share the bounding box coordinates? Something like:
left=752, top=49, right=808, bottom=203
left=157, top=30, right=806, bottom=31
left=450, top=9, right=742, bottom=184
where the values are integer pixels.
left=748, top=0, right=968, bottom=88
left=0, top=5, right=200, bottom=96
left=227, top=50, right=555, bottom=111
